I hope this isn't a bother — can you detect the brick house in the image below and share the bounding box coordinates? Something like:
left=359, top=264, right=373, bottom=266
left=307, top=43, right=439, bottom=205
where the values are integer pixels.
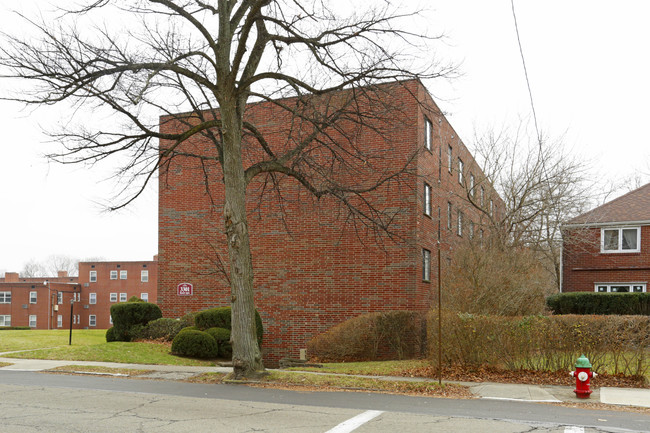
left=0, top=258, right=158, bottom=329
left=562, top=182, right=650, bottom=293
left=158, top=79, right=501, bottom=364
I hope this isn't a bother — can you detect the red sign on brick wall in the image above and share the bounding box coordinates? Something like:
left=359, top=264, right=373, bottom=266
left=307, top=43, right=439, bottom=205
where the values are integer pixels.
left=177, top=283, right=193, bottom=296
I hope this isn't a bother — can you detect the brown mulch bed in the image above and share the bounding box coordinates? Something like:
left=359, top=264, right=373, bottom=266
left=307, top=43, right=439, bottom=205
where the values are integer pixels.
left=398, top=365, right=649, bottom=389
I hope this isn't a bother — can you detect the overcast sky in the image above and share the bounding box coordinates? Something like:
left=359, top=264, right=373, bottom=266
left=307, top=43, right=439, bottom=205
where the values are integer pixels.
left=1, top=1, right=649, bottom=274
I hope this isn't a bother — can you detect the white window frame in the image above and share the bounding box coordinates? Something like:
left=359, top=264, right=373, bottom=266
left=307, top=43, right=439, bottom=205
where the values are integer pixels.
left=89, top=315, right=96, bottom=327
left=0, top=315, right=11, bottom=327
left=480, top=186, right=485, bottom=207
left=141, top=270, right=149, bottom=282
left=470, top=174, right=475, bottom=197
left=447, top=145, right=453, bottom=173
left=489, top=199, right=494, bottom=216
left=119, top=293, right=127, bottom=302
left=595, top=283, right=646, bottom=293
left=110, top=293, right=117, bottom=303
left=458, top=158, right=464, bottom=184
left=57, top=314, right=63, bottom=328
left=424, top=183, right=432, bottom=217
left=89, top=270, right=97, bottom=283
left=601, top=227, right=641, bottom=253
left=89, top=293, right=97, bottom=305
left=447, top=202, right=452, bottom=230
left=29, top=315, right=37, bottom=328
left=0, top=291, right=12, bottom=304
left=422, top=248, right=431, bottom=282
left=110, top=270, right=118, bottom=280
left=57, top=292, right=63, bottom=304
left=424, top=117, right=433, bottom=151
left=120, top=270, right=128, bottom=280
left=141, top=292, right=149, bottom=302
left=29, top=291, right=37, bottom=304
left=469, top=220, right=475, bottom=239
left=457, top=210, right=463, bottom=236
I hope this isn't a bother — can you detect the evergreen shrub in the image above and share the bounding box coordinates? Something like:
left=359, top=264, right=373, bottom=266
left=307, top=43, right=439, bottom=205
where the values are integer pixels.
left=141, top=317, right=185, bottom=341
left=194, top=306, right=263, bottom=346
left=205, top=327, right=232, bottom=358
left=171, top=330, right=218, bottom=359
left=108, top=301, right=162, bottom=342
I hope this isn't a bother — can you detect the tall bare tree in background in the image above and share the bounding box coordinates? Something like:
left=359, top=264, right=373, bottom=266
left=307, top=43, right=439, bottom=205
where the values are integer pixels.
left=0, top=1, right=452, bottom=377
left=21, top=255, right=79, bottom=278
left=446, top=124, right=595, bottom=315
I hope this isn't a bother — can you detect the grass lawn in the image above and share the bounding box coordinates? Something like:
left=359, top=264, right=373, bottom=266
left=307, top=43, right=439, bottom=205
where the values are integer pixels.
left=0, top=329, right=215, bottom=366
left=287, top=359, right=430, bottom=376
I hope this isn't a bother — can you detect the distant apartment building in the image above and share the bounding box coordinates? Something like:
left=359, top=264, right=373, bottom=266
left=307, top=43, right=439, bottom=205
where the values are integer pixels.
left=0, top=258, right=158, bottom=329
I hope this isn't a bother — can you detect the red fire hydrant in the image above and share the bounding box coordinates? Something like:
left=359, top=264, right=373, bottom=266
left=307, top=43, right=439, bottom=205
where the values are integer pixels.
left=570, top=354, right=597, bottom=398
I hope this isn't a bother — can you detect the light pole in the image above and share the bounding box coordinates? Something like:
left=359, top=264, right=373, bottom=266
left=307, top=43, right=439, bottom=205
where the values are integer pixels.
left=69, top=297, right=74, bottom=345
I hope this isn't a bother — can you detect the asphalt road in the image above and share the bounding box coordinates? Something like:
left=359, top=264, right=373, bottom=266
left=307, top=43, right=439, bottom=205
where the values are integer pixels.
left=1, top=371, right=648, bottom=432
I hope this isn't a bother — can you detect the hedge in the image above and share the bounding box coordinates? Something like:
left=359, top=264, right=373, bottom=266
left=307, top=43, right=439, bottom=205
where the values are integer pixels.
left=426, top=311, right=649, bottom=376
left=109, top=301, right=162, bottom=342
left=0, top=326, right=31, bottom=331
left=307, top=311, right=425, bottom=362
left=194, top=306, right=263, bottom=346
left=547, top=292, right=650, bottom=315
left=140, top=317, right=186, bottom=341
left=171, top=330, right=218, bottom=359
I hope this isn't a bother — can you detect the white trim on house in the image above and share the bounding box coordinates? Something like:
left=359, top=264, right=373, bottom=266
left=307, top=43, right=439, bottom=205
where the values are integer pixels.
left=594, top=282, right=646, bottom=293
left=563, top=220, right=650, bottom=229
left=600, top=227, right=641, bottom=253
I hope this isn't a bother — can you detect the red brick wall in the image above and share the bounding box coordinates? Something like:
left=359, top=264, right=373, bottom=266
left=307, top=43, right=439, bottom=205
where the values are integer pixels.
left=158, top=80, right=500, bottom=364
left=562, top=225, right=650, bottom=292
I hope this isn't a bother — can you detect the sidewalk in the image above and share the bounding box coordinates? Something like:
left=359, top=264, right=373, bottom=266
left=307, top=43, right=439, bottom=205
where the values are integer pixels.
left=1, top=356, right=648, bottom=409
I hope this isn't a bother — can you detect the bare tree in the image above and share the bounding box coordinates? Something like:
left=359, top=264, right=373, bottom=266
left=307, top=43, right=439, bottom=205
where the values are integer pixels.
left=20, top=255, right=79, bottom=278
left=20, top=260, right=48, bottom=278
left=459, top=124, right=596, bottom=293
left=0, top=1, right=452, bottom=378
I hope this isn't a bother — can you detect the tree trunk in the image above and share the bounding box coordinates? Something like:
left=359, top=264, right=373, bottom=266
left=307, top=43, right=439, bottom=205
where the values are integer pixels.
left=220, top=102, right=264, bottom=379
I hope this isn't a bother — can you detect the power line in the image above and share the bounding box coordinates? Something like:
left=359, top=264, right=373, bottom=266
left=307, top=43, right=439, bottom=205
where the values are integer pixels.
left=510, top=0, right=541, bottom=143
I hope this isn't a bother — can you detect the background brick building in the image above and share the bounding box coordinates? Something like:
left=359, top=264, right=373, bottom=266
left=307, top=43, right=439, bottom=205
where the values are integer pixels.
left=158, top=80, right=501, bottom=364
left=562, top=182, right=650, bottom=293
left=0, top=258, right=158, bottom=329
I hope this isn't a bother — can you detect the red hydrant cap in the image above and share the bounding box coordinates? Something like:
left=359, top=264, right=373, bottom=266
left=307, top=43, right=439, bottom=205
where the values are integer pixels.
left=575, top=355, right=592, bottom=369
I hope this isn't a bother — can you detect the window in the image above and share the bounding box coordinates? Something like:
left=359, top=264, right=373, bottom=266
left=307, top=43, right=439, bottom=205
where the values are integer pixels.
left=57, top=292, right=63, bottom=304
left=480, top=229, right=485, bottom=240
left=29, top=291, right=37, bottom=304
left=0, top=315, right=11, bottom=327
left=75, top=292, right=80, bottom=302
left=0, top=291, right=11, bottom=304
left=109, top=315, right=113, bottom=325
left=422, top=249, right=431, bottom=282
left=89, top=271, right=97, bottom=282
left=424, top=117, right=433, bottom=151
left=457, top=211, right=464, bottom=236
left=458, top=158, right=464, bottom=184
left=120, top=270, right=127, bottom=280
left=89, top=315, right=96, bottom=327
left=470, top=174, right=475, bottom=197
left=489, top=199, right=494, bottom=216
left=447, top=202, right=452, bottom=230
left=57, top=315, right=63, bottom=328
left=601, top=227, right=640, bottom=253
left=141, top=293, right=149, bottom=302
left=89, top=293, right=97, bottom=304
left=120, top=293, right=127, bottom=302
left=447, top=145, right=453, bottom=173
left=469, top=221, right=475, bottom=239
left=480, top=186, right=485, bottom=207
left=110, top=293, right=117, bottom=302
left=424, top=183, right=432, bottom=217
left=141, top=270, right=149, bottom=282
left=595, top=283, right=646, bottom=293
left=110, top=270, right=118, bottom=280
left=29, top=315, right=37, bottom=328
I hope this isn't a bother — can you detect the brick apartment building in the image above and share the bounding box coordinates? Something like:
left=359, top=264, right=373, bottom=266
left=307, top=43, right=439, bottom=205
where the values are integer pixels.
left=158, top=79, right=501, bottom=364
left=0, top=258, right=158, bottom=329
left=562, top=182, right=650, bottom=293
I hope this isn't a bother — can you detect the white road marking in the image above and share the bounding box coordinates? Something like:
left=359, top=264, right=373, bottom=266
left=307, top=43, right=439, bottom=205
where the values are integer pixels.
left=564, top=427, right=584, bottom=433
left=325, top=410, right=384, bottom=433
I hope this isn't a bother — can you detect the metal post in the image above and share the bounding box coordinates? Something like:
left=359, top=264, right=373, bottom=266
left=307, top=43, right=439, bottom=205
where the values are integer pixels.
left=437, top=243, right=442, bottom=385
left=69, top=297, right=74, bottom=345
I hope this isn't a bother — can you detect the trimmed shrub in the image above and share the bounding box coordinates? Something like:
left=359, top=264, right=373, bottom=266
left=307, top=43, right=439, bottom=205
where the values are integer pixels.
left=109, top=301, right=163, bottom=342
left=141, top=318, right=185, bottom=341
left=128, top=296, right=145, bottom=303
left=194, top=306, right=263, bottom=346
left=308, top=311, right=425, bottom=362
left=106, top=327, right=117, bottom=342
left=547, top=292, right=650, bottom=315
left=171, top=330, right=218, bottom=359
left=426, top=311, right=650, bottom=376
left=0, top=326, right=31, bottom=331
left=206, top=327, right=232, bottom=358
